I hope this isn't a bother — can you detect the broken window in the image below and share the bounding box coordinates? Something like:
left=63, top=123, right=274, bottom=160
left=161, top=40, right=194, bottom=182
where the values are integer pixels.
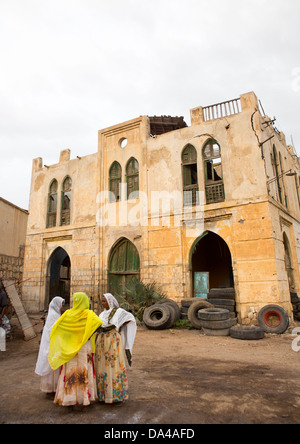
left=47, top=179, right=58, bottom=228
left=61, top=176, right=72, bottom=226
left=109, top=161, right=122, bottom=202
left=203, top=140, right=225, bottom=204
left=273, top=146, right=283, bottom=205
left=126, top=157, right=139, bottom=199
left=182, top=144, right=199, bottom=206
left=279, top=152, right=288, bottom=208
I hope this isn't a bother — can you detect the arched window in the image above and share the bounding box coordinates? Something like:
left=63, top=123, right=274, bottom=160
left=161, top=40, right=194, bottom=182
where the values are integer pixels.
left=109, top=162, right=122, bottom=202
left=279, top=152, right=288, bottom=208
left=273, top=146, right=282, bottom=204
left=108, top=238, right=140, bottom=296
left=47, top=180, right=58, bottom=228
left=203, top=139, right=225, bottom=204
left=61, top=176, right=72, bottom=226
left=182, top=144, right=199, bottom=206
left=126, top=157, right=139, bottom=199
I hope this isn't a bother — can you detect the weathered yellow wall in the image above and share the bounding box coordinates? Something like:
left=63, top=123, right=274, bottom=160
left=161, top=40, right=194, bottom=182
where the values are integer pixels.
left=22, top=91, right=300, bottom=324
left=0, top=197, right=28, bottom=258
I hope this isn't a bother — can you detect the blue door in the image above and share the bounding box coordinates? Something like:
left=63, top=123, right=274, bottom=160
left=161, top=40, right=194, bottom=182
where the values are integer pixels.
left=194, top=272, right=209, bottom=298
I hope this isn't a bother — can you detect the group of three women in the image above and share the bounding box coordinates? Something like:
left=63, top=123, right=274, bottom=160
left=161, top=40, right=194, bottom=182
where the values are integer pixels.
left=35, top=292, right=137, bottom=407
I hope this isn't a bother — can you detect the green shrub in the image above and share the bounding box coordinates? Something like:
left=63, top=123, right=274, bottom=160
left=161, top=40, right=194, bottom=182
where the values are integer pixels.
left=114, top=278, right=167, bottom=322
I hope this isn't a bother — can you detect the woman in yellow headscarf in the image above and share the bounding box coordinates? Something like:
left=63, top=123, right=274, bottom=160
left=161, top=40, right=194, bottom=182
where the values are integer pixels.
left=49, top=292, right=102, bottom=407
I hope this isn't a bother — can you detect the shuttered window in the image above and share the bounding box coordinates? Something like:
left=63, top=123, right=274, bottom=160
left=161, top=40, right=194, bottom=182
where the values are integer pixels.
left=182, top=144, right=199, bottom=206
left=108, top=238, right=140, bottom=296
left=126, top=157, right=139, bottom=199
left=109, top=162, right=122, bottom=202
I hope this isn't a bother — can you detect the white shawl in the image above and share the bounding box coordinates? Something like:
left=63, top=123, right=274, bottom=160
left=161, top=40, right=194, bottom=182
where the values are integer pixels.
left=35, top=297, right=65, bottom=377
left=99, top=293, right=137, bottom=362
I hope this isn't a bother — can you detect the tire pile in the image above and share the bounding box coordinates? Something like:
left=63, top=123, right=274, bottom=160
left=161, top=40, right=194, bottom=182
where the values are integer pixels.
left=206, top=288, right=237, bottom=318
left=198, top=308, right=237, bottom=336
left=291, top=292, right=300, bottom=321
left=143, top=299, right=181, bottom=330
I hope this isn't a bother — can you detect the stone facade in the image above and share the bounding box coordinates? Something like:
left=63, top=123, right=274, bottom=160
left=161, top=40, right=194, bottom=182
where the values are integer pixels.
left=22, top=92, right=300, bottom=324
left=0, top=197, right=28, bottom=294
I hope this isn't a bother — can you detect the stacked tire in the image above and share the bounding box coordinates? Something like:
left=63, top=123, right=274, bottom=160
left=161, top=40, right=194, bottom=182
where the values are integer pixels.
left=143, top=299, right=181, bottom=330
left=180, top=298, right=199, bottom=319
left=207, top=288, right=236, bottom=318
left=187, top=299, right=214, bottom=329
left=198, top=308, right=236, bottom=336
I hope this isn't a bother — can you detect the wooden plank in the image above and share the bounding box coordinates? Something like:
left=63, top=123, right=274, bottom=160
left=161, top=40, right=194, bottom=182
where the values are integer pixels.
left=2, top=280, right=37, bottom=341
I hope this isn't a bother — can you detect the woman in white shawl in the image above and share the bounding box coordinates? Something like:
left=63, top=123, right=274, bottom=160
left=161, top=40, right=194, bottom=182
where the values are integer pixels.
left=95, top=293, right=137, bottom=404
left=35, top=297, right=65, bottom=394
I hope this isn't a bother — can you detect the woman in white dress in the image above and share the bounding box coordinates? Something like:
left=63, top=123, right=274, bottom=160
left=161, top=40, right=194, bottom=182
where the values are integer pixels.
left=95, top=293, right=137, bottom=404
left=35, top=297, right=65, bottom=394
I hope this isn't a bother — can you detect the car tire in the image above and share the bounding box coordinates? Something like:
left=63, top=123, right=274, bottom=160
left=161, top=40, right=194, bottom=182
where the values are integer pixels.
left=157, top=299, right=181, bottom=321
left=187, top=300, right=214, bottom=329
left=200, top=317, right=236, bottom=330
left=143, top=305, right=171, bottom=330
left=257, top=305, right=289, bottom=334
left=198, top=308, right=230, bottom=321
left=230, top=325, right=265, bottom=340
left=202, top=327, right=230, bottom=336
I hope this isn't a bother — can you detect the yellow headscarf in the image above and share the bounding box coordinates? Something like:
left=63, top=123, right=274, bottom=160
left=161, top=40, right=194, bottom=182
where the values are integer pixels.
left=48, top=292, right=102, bottom=370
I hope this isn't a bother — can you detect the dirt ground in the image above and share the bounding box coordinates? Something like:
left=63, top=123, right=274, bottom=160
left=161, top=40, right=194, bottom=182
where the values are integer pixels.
left=1, top=315, right=300, bottom=425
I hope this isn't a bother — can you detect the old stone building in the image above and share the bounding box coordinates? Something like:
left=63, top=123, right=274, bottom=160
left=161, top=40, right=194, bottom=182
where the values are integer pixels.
left=22, top=91, right=300, bottom=324
left=0, top=197, right=28, bottom=294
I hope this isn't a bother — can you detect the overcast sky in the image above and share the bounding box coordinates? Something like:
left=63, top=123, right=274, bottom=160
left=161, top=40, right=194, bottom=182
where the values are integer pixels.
left=1, top=0, right=299, bottom=210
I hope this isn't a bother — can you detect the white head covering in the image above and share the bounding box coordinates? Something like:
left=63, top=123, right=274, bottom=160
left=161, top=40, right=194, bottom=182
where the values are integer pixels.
left=99, top=293, right=137, bottom=363
left=35, top=297, right=65, bottom=377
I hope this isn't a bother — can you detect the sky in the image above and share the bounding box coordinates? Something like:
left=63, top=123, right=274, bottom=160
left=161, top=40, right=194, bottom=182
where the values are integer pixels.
left=0, top=0, right=299, bottom=210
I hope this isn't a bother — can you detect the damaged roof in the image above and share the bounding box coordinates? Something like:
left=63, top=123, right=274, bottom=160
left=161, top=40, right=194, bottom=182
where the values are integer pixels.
left=149, top=115, right=187, bottom=136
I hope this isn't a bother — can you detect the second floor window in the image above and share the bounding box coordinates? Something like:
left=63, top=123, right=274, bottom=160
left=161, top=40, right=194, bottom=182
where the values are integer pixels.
left=109, top=161, right=122, bottom=202
left=126, top=157, right=139, bottom=199
left=61, top=176, right=72, bottom=226
left=203, top=139, right=225, bottom=204
left=182, top=144, right=199, bottom=206
left=47, top=180, right=58, bottom=228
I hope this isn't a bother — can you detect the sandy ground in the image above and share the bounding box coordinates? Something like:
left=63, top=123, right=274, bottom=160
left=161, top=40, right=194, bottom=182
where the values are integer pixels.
left=1, top=316, right=300, bottom=425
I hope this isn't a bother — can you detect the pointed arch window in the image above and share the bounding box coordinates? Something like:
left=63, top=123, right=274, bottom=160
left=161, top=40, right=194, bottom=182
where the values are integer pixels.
left=47, top=179, right=58, bottom=228
left=126, top=157, right=139, bottom=199
left=61, top=176, right=72, bottom=226
left=182, top=144, right=199, bottom=206
left=273, top=146, right=282, bottom=204
left=109, top=162, right=122, bottom=202
left=203, top=139, right=225, bottom=204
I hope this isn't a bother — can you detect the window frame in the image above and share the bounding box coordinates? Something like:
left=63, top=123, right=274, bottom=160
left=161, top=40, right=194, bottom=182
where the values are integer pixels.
left=203, top=139, right=225, bottom=204
left=109, top=161, right=122, bottom=202
left=61, top=176, right=72, bottom=226
left=182, top=144, right=199, bottom=207
left=126, top=157, right=139, bottom=200
left=46, top=179, right=58, bottom=228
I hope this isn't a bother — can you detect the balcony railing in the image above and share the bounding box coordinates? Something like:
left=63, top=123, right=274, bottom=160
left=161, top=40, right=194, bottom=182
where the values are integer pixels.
left=203, top=98, right=241, bottom=122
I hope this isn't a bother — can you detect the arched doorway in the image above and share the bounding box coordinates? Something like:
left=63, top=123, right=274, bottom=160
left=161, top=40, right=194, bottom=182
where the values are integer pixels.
left=46, top=247, right=71, bottom=308
left=190, top=231, right=234, bottom=296
left=108, top=238, right=140, bottom=296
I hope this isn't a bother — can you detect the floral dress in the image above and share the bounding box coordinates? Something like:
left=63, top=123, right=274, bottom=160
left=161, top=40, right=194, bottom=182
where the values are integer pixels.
left=95, top=328, right=128, bottom=404
left=54, top=340, right=97, bottom=406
